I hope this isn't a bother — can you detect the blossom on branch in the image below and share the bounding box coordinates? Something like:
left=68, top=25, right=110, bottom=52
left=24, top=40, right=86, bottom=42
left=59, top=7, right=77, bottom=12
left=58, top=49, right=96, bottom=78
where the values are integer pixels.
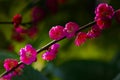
left=75, top=32, right=87, bottom=46
left=12, top=14, right=22, bottom=28
left=42, top=43, right=60, bottom=61
left=49, top=25, right=65, bottom=40
left=19, top=44, right=37, bottom=65
left=2, top=59, right=24, bottom=80
left=95, top=3, right=114, bottom=29
left=63, top=22, right=79, bottom=39
left=87, top=24, right=101, bottom=39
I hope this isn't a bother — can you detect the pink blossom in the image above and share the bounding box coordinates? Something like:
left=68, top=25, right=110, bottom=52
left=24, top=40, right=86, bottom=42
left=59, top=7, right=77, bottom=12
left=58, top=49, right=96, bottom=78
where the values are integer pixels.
left=42, top=51, right=56, bottom=61
left=95, top=3, right=114, bottom=19
left=42, top=43, right=60, bottom=61
left=49, top=43, right=60, bottom=53
left=63, top=22, right=79, bottom=38
left=87, top=24, right=101, bottom=39
left=75, top=32, right=87, bottom=46
left=95, top=3, right=114, bottom=29
left=19, top=44, right=37, bottom=65
left=3, top=59, right=24, bottom=79
left=49, top=25, right=65, bottom=40
left=4, top=59, right=18, bottom=71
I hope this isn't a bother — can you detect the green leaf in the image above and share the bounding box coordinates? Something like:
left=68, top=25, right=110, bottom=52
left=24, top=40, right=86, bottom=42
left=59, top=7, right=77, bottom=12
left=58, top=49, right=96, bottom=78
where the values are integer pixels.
left=13, top=65, right=48, bottom=80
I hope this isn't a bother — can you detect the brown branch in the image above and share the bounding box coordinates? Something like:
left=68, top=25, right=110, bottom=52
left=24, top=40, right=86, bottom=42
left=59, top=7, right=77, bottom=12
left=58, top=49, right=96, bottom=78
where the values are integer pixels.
left=0, top=20, right=95, bottom=78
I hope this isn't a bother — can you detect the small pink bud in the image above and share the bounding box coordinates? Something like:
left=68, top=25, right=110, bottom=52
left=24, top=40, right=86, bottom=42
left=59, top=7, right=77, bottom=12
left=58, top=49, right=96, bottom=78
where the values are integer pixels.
left=42, top=51, right=56, bottom=61
left=75, top=32, right=87, bottom=46
left=42, top=43, right=60, bottom=61
left=87, top=24, right=101, bottom=39
left=13, top=14, right=22, bottom=27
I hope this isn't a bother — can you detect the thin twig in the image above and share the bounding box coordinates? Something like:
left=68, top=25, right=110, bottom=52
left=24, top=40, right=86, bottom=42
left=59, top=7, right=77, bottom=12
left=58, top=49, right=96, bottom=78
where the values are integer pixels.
left=0, top=22, right=32, bottom=25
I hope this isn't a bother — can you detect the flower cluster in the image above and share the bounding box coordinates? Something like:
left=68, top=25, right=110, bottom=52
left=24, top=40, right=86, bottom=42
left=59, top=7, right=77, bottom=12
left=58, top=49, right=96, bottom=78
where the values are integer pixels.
left=49, top=22, right=79, bottom=40
left=0, top=44, right=37, bottom=79
left=49, top=21, right=102, bottom=46
left=12, top=14, right=38, bottom=43
left=49, top=2, right=116, bottom=46
left=12, top=14, right=26, bottom=34
left=11, top=0, right=68, bottom=42
left=12, top=14, right=26, bottom=42
left=95, top=3, right=114, bottom=29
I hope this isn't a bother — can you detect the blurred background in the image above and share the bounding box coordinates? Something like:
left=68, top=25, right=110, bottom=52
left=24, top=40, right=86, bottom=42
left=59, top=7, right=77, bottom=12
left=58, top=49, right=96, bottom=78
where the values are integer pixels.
left=0, top=0, right=120, bottom=80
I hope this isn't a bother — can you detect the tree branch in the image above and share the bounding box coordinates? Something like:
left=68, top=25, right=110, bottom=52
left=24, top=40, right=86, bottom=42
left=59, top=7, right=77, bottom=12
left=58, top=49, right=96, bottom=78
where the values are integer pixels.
left=0, top=20, right=95, bottom=78
left=0, top=22, right=32, bottom=25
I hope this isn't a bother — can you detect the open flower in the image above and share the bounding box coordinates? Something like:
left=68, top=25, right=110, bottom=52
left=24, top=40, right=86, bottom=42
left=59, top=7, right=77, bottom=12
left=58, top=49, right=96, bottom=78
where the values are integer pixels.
left=19, top=44, right=37, bottom=65
left=4, top=59, right=18, bottom=71
left=95, top=3, right=114, bottom=19
left=49, top=25, right=65, bottom=40
left=3, top=59, right=24, bottom=79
